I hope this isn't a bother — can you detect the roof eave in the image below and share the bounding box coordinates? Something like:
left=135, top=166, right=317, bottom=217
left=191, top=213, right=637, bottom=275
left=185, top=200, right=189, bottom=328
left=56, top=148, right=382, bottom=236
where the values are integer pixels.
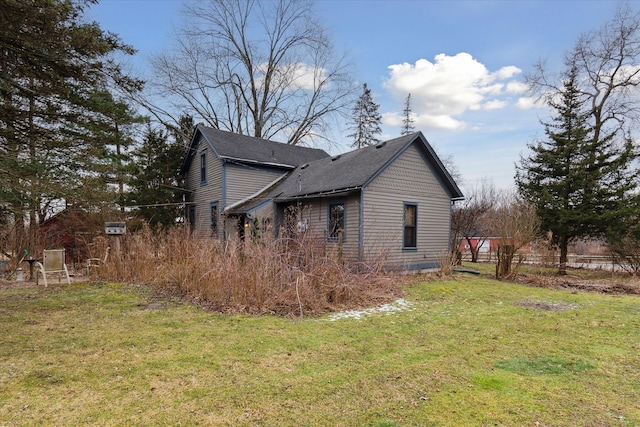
left=221, top=156, right=296, bottom=169
left=275, top=186, right=362, bottom=203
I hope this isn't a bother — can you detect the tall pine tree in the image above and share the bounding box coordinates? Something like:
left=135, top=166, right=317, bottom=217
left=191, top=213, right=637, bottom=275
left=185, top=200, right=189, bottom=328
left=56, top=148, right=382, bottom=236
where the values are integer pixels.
left=0, top=0, right=142, bottom=252
left=347, top=83, right=382, bottom=148
left=516, top=65, right=640, bottom=274
left=126, top=124, right=187, bottom=228
left=401, top=93, right=415, bottom=135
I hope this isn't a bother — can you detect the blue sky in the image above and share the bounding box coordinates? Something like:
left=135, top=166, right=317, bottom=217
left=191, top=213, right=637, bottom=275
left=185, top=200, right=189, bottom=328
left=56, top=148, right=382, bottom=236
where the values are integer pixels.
left=86, top=0, right=624, bottom=191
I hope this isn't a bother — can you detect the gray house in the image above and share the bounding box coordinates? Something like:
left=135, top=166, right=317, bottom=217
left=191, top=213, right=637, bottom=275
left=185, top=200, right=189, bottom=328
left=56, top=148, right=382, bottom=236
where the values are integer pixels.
left=182, top=125, right=464, bottom=269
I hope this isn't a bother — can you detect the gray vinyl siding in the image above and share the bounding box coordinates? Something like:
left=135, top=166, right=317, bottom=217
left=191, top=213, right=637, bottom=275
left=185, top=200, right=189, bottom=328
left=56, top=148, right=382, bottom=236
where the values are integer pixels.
left=185, top=135, right=223, bottom=238
left=250, top=202, right=276, bottom=240
left=226, top=202, right=277, bottom=242
left=283, top=194, right=359, bottom=260
left=362, top=143, right=451, bottom=268
left=224, top=163, right=286, bottom=207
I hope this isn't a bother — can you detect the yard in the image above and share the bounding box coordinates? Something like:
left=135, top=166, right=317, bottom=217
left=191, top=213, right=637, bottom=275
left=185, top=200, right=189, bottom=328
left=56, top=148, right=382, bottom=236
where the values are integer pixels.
left=1, top=268, right=639, bottom=426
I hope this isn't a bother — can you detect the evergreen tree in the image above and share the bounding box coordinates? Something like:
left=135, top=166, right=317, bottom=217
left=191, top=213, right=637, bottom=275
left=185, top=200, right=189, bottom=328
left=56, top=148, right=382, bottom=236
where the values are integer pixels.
left=83, top=89, right=147, bottom=210
left=126, top=124, right=188, bottom=228
left=401, top=93, right=415, bottom=135
left=516, top=66, right=640, bottom=274
left=347, top=83, right=382, bottom=148
left=168, top=114, right=195, bottom=151
left=0, top=0, right=142, bottom=251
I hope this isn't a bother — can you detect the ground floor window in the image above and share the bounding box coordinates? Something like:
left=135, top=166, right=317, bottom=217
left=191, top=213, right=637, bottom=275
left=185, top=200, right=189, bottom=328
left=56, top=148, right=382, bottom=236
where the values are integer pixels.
left=403, top=203, right=417, bottom=249
left=329, top=202, right=345, bottom=241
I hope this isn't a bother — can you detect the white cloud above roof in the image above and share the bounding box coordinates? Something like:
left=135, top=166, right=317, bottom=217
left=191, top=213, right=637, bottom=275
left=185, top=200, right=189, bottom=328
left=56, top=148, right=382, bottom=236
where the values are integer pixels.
left=382, top=53, right=523, bottom=130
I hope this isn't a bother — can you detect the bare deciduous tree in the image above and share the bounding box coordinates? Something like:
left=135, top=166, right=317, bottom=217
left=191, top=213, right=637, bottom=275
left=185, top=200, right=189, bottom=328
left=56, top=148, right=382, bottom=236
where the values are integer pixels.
left=147, top=0, right=355, bottom=145
left=527, top=3, right=640, bottom=145
left=607, top=228, right=640, bottom=275
left=451, top=179, right=495, bottom=263
left=487, top=191, right=540, bottom=280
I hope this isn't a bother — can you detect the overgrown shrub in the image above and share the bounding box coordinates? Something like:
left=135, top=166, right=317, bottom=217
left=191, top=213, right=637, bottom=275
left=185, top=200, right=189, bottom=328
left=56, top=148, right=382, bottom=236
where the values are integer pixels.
left=94, top=226, right=403, bottom=316
left=607, top=229, right=640, bottom=275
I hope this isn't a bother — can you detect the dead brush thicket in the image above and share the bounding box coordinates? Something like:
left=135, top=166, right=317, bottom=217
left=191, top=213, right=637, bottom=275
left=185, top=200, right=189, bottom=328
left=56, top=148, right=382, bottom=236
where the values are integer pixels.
left=94, top=226, right=403, bottom=316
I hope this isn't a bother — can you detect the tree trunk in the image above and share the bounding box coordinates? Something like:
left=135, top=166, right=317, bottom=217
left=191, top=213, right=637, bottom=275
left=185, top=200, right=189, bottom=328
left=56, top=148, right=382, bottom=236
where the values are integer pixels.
left=558, top=235, right=569, bottom=275
left=496, top=244, right=515, bottom=279
left=465, top=237, right=479, bottom=262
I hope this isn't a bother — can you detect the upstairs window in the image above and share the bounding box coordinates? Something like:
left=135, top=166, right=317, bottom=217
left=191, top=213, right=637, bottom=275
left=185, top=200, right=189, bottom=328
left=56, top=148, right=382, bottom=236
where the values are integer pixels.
left=328, top=202, right=345, bottom=241
left=403, top=203, right=417, bottom=249
left=200, top=151, right=207, bottom=184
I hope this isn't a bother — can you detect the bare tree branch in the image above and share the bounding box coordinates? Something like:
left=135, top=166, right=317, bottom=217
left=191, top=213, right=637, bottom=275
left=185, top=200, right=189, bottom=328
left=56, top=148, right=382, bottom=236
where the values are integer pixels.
left=144, top=0, right=355, bottom=146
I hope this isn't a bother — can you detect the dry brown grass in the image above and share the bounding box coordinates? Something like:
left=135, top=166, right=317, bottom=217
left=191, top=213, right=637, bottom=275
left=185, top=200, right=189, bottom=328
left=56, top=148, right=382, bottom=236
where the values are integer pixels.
left=92, top=226, right=403, bottom=316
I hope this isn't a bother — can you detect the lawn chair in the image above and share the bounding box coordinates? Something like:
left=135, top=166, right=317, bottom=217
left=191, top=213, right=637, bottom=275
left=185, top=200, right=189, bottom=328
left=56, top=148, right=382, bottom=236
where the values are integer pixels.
left=35, top=249, right=71, bottom=287
left=86, top=246, right=110, bottom=275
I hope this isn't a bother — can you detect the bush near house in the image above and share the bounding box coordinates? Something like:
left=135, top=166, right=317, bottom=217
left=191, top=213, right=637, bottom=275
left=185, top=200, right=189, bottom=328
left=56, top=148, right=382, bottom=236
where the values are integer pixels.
left=93, top=226, right=403, bottom=316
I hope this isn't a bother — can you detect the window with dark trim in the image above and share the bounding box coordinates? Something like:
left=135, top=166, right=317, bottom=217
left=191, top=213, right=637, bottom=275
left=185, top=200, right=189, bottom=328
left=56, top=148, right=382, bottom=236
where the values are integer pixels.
left=328, top=202, right=345, bottom=241
left=200, top=151, right=207, bottom=184
left=210, top=202, right=218, bottom=237
left=403, top=203, right=417, bottom=249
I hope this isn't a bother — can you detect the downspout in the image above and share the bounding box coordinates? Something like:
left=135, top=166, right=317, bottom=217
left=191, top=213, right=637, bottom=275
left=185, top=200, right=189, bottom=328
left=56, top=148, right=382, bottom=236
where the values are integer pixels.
left=358, top=189, right=364, bottom=262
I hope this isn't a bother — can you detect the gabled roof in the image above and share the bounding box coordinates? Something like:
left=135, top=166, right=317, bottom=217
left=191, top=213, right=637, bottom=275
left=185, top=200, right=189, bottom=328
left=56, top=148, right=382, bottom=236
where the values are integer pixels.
left=181, top=125, right=329, bottom=174
left=276, top=132, right=463, bottom=200
left=227, top=132, right=464, bottom=214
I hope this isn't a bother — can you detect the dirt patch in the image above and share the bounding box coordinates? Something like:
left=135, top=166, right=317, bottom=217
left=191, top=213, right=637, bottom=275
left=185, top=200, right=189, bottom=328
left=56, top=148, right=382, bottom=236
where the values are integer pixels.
left=0, top=279, right=41, bottom=290
left=514, top=300, right=580, bottom=311
left=513, top=273, right=640, bottom=296
left=0, top=275, right=90, bottom=290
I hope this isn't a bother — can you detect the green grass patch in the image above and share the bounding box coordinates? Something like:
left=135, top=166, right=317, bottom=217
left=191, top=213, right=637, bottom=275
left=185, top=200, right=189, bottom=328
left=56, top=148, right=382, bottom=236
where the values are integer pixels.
left=1, top=276, right=639, bottom=426
left=495, top=357, right=594, bottom=375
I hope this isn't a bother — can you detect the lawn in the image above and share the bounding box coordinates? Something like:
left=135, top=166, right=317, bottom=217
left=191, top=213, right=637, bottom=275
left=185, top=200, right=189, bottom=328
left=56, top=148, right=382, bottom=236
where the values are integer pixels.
left=1, top=273, right=639, bottom=426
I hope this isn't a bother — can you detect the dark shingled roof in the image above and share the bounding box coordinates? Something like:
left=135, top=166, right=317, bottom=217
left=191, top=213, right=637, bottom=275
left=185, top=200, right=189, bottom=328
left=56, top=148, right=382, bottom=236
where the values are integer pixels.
left=274, top=134, right=414, bottom=199
left=227, top=132, right=463, bottom=214
left=182, top=126, right=329, bottom=174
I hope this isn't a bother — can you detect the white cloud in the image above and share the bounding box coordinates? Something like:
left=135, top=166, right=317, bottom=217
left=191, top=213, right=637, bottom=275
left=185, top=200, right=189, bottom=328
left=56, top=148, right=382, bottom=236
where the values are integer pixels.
left=483, top=99, right=508, bottom=110
left=256, top=62, right=325, bottom=91
left=382, top=111, right=465, bottom=131
left=383, top=53, right=523, bottom=130
left=516, top=96, right=543, bottom=110
left=506, top=81, right=528, bottom=94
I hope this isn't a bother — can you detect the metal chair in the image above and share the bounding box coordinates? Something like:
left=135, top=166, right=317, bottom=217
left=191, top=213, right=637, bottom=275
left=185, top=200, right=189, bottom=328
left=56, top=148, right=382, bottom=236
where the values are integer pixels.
left=35, top=249, right=71, bottom=287
left=86, top=246, right=110, bottom=275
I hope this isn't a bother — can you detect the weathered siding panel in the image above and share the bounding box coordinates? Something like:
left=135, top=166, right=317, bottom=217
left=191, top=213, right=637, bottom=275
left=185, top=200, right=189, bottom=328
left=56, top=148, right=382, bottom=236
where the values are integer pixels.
left=362, top=143, right=451, bottom=268
left=277, top=194, right=360, bottom=260
left=225, top=202, right=276, bottom=242
left=184, top=135, right=223, bottom=238
left=224, top=163, right=286, bottom=207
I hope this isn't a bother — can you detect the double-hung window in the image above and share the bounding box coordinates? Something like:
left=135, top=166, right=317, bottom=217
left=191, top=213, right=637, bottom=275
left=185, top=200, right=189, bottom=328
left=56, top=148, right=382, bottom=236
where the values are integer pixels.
left=200, top=150, right=207, bottom=184
left=328, top=202, right=345, bottom=241
left=403, top=203, right=417, bottom=249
